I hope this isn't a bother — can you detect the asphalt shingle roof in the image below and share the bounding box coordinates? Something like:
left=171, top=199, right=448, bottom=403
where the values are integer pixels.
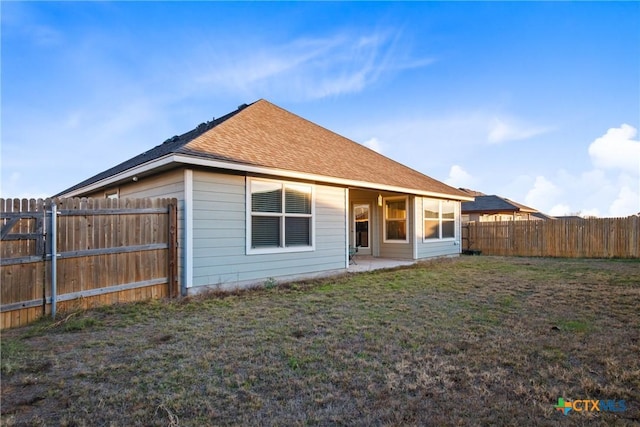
left=461, top=195, right=538, bottom=213
left=58, top=100, right=468, bottom=198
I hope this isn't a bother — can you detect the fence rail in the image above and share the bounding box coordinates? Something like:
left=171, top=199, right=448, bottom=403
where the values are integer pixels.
left=463, top=217, right=639, bottom=258
left=0, top=197, right=178, bottom=329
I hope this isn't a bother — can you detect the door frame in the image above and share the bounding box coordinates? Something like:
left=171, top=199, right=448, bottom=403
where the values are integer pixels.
left=352, top=202, right=372, bottom=255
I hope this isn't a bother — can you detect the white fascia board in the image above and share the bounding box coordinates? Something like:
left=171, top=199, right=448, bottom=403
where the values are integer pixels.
left=59, top=155, right=176, bottom=198
left=171, top=154, right=475, bottom=202
left=61, top=152, right=474, bottom=202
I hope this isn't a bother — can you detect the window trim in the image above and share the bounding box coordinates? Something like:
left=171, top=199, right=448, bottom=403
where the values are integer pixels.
left=383, top=196, right=409, bottom=244
left=422, top=198, right=458, bottom=242
left=105, top=189, right=119, bottom=199
left=246, top=177, right=316, bottom=255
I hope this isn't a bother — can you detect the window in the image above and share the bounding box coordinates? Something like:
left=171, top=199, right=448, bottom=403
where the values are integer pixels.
left=423, top=198, right=457, bottom=240
left=442, top=200, right=455, bottom=238
left=105, top=189, right=119, bottom=199
left=423, top=199, right=440, bottom=239
left=248, top=179, right=313, bottom=253
left=384, top=197, right=408, bottom=242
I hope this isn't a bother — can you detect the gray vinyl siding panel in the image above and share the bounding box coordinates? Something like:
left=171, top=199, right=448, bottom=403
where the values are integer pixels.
left=417, top=240, right=461, bottom=258
left=118, top=169, right=185, bottom=200
left=378, top=196, right=414, bottom=259
left=415, top=199, right=462, bottom=259
left=191, top=171, right=346, bottom=288
left=379, top=241, right=413, bottom=259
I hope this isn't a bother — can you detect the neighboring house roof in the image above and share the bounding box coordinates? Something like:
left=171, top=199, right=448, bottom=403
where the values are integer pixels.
left=58, top=100, right=471, bottom=200
left=461, top=194, right=538, bottom=214
left=532, top=212, right=556, bottom=220
left=458, top=188, right=486, bottom=197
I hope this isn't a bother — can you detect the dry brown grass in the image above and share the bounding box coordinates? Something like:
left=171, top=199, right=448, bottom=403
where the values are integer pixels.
left=1, top=256, right=639, bottom=426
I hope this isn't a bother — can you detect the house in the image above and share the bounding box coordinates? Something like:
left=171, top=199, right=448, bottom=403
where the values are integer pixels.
left=459, top=189, right=550, bottom=222
left=58, top=100, right=473, bottom=294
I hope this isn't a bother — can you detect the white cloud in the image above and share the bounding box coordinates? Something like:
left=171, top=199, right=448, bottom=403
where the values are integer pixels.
left=609, top=186, right=640, bottom=217
left=524, top=176, right=562, bottom=212
left=446, top=165, right=474, bottom=188
left=588, top=124, right=640, bottom=174
left=487, top=117, right=551, bottom=144
left=580, top=208, right=602, bottom=218
left=505, top=124, right=640, bottom=218
left=362, top=137, right=384, bottom=154
left=511, top=166, right=639, bottom=218
left=548, top=204, right=571, bottom=217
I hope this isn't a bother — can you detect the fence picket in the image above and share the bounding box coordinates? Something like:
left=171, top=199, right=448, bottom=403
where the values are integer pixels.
left=1, top=197, right=178, bottom=329
left=466, top=217, right=639, bottom=258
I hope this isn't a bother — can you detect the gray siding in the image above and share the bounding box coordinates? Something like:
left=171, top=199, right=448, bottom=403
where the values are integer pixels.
left=378, top=195, right=414, bottom=259
left=415, top=198, right=462, bottom=259
left=118, top=169, right=185, bottom=200
left=85, top=168, right=187, bottom=289
left=191, top=171, right=346, bottom=289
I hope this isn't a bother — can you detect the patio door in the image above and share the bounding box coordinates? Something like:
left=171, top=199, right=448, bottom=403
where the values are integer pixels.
left=353, top=204, right=371, bottom=255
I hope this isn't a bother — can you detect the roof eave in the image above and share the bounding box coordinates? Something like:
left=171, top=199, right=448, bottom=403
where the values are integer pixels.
left=57, top=154, right=177, bottom=198
left=59, top=153, right=474, bottom=201
left=172, top=154, right=474, bottom=201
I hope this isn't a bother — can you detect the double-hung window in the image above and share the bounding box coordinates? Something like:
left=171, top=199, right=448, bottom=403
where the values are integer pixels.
left=384, top=197, right=408, bottom=242
left=248, top=178, right=313, bottom=253
left=423, top=198, right=456, bottom=240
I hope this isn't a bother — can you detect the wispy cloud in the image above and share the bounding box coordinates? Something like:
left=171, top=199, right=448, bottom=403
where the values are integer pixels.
left=1, top=3, right=63, bottom=46
left=487, top=117, right=552, bottom=144
left=344, top=109, right=553, bottom=178
left=192, top=29, right=434, bottom=100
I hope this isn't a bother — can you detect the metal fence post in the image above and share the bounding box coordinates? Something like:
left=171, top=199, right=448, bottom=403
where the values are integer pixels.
left=51, top=203, right=57, bottom=318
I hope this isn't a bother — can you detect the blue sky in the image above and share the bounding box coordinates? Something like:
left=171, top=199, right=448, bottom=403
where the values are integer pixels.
left=2, top=1, right=639, bottom=217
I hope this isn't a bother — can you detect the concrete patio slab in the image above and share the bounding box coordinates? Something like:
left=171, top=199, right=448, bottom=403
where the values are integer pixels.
left=347, top=256, right=417, bottom=273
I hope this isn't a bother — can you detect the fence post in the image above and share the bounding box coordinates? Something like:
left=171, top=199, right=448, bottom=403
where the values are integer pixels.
left=167, top=200, right=179, bottom=298
left=50, top=202, right=58, bottom=318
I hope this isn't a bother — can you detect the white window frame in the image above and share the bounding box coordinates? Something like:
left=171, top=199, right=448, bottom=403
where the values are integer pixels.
left=383, top=196, right=409, bottom=244
left=246, top=177, right=315, bottom=255
left=422, top=198, right=457, bottom=241
left=105, top=189, right=119, bottom=199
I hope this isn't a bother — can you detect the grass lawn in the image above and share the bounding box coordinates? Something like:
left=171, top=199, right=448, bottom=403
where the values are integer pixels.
left=1, top=256, right=639, bottom=426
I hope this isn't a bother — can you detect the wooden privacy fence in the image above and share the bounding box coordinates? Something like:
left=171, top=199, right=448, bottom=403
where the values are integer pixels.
left=1, top=197, right=178, bottom=329
left=463, top=217, right=640, bottom=258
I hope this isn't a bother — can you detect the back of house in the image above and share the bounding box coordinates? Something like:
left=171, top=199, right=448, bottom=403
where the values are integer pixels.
left=58, top=100, right=473, bottom=294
